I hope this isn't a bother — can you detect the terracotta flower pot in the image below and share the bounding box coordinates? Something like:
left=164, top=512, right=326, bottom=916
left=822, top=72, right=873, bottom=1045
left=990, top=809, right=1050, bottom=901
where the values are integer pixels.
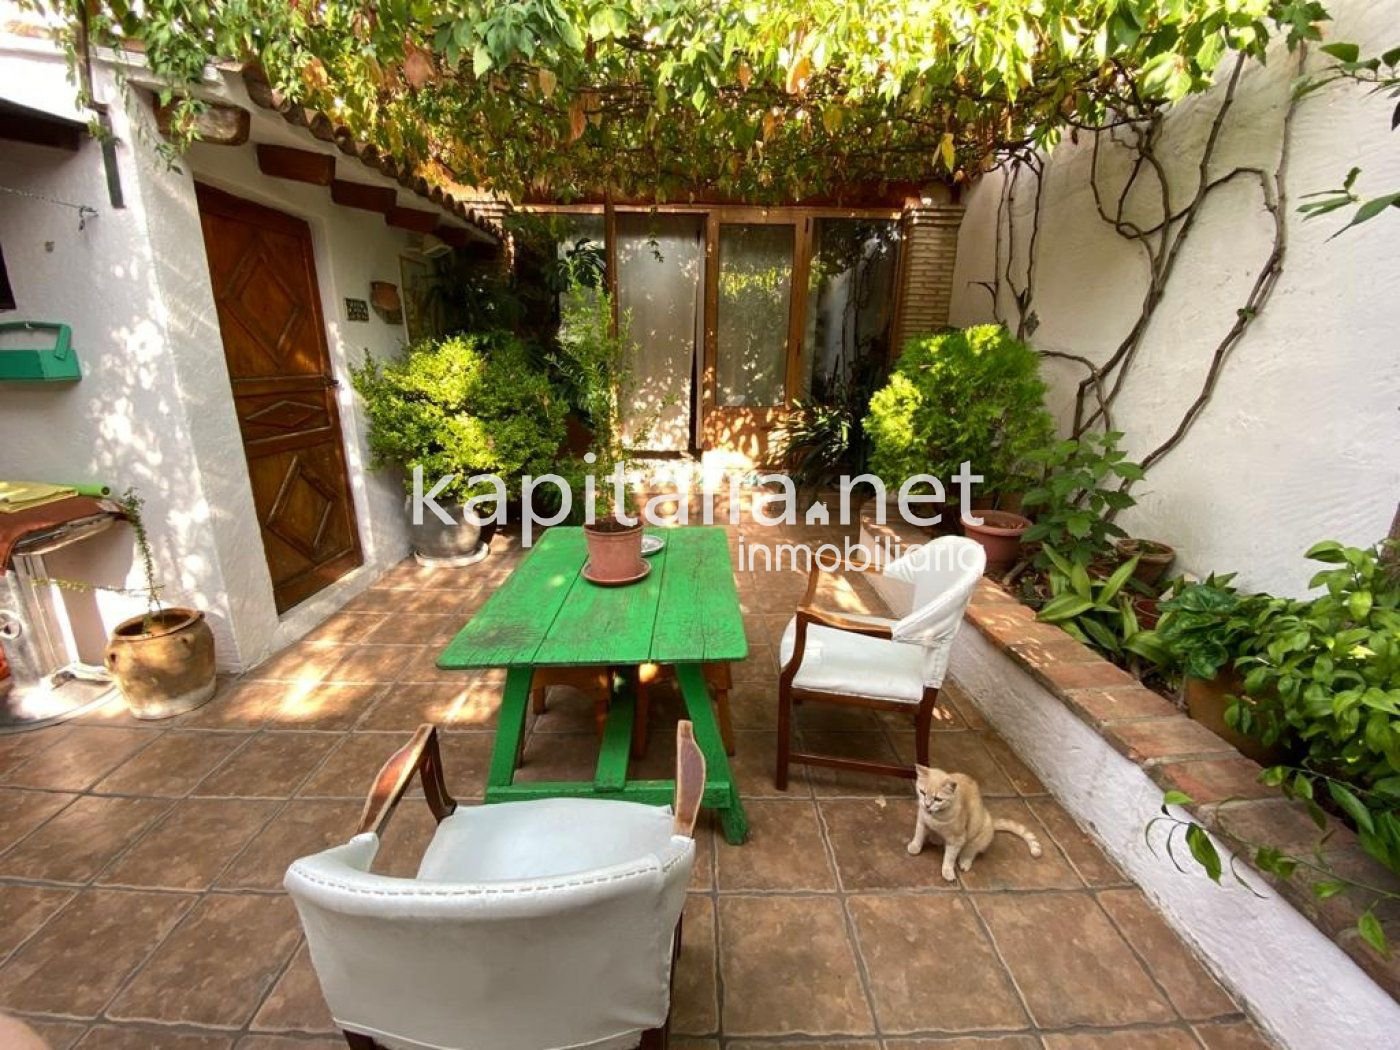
left=105, top=608, right=216, bottom=720
left=1131, top=595, right=1162, bottom=630
left=406, top=500, right=496, bottom=566
left=583, top=518, right=646, bottom=584
left=1182, top=671, right=1284, bottom=766
left=1114, top=537, right=1176, bottom=588
left=961, top=510, right=1031, bottom=575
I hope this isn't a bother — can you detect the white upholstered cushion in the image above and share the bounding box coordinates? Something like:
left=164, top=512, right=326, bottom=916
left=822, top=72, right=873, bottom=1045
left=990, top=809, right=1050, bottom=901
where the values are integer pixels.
left=779, top=616, right=926, bottom=702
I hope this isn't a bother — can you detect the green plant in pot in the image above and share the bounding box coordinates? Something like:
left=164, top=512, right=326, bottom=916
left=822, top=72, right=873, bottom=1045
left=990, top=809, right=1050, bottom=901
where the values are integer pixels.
left=351, top=331, right=565, bottom=564
left=1114, top=537, right=1177, bottom=587
left=103, top=490, right=217, bottom=720
left=552, top=282, right=647, bottom=584
left=1036, top=547, right=1169, bottom=673
left=1147, top=573, right=1282, bottom=762
left=864, top=325, right=1053, bottom=569
left=1021, top=431, right=1142, bottom=572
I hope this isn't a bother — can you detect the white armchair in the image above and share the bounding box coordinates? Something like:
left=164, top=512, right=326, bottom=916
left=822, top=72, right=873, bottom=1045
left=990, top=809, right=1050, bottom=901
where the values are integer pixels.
left=285, top=722, right=706, bottom=1050
left=776, top=535, right=986, bottom=788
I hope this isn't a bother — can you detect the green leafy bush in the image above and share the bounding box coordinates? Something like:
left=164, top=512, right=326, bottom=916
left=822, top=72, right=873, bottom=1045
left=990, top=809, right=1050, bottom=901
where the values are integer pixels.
left=864, top=325, right=1053, bottom=498
left=1151, top=574, right=1275, bottom=681
left=1232, top=541, right=1400, bottom=872
left=1021, top=431, right=1142, bottom=569
left=350, top=332, right=565, bottom=503
left=1037, top=547, right=1168, bottom=670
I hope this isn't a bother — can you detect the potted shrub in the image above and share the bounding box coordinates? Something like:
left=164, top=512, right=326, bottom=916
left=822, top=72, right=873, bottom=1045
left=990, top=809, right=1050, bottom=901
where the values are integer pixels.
left=552, top=283, right=646, bottom=583
left=102, top=491, right=217, bottom=720
left=864, top=325, right=1052, bottom=561
left=351, top=331, right=565, bottom=564
left=1114, top=537, right=1176, bottom=587
left=1148, top=573, right=1281, bottom=762
left=1021, top=431, right=1143, bottom=573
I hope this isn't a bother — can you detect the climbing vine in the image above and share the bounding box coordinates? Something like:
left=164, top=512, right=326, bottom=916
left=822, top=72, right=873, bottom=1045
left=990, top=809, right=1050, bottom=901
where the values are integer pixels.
left=25, top=1, right=1330, bottom=203
left=977, top=48, right=1303, bottom=474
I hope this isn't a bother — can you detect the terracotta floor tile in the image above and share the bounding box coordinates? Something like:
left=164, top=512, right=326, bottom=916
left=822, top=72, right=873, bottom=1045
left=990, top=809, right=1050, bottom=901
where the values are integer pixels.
left=0, top=888, right=194, bottom=1016
left=92, top=731, right=249, bottom=797
left=250, top=942, right=335, bottom=1034
left=74, top=1025, right=234, bottom=1049
left=1192, top=1021, right=1276, bottom=1049
left=194, top=733, right=339, bottom=799
left=0, top=884, right=74, bottom=960
left=979, top=732, right=1046, bottom=795
left=395, top=646, right=473, bottom=685
left=259, top=682, right=385, bottom=731
left=671, top=1040, right=721, bottom=1050
left=0, top=795, right=172, bottom=883
left=716, top=799, right=836, bottom=891
left=820, top=798, right=956, bottom=892
left=791, top=700, right=884, bottom=732
left=731, top=731, right=807, bottom=799
left=361, top=612, right=464, bottom=646
left=234, top=1037, right=346, bottom=1050
left=215, top=800, right=360, bottom=891
left=954, top=798, right=1083, bottom=891
left=297, top=732, right=411, bottom=798
left=889, top=730, right=1018, bottom=797
left=22, top=1019, right=88, bottom=1049
left=529, top=684, right=608, bottom=735
left=717, top=895, right=873, bottom=1036
left=243, top=644, right=341, bottom=685
left=0, top=726, right=76, bottom=774
left=1026, top=798, right=1129, bottom=888
left=688, top=813, right=715, bottom=891
left=97, top=798, right=281, bottom=891
left=318, top=645, right=422, bottom=685
left=429, top=733, right=494, bottom=802
left=1040, top=1029, right=1200, bottom=1050
left=516, top=731, right=599, bottom=782
left=1, top=726, right=155, bottom=791
left=357, top=680, right=501, bottom=731
left=1096, top=888, right=1237, bottom=1020
left=172, top=680, right=278, bottom=729
left=943, top=683, right=990, bottom=730
left=849, top=894, right=1028, bottom=1033
left=976, top=893, right=1175, bottom=1028
left=884, top=1037, right=1042, bottom=1050
left=672, top=895, right=718, bottom=1036
left=108, top=894, right=301, bottom=1027
left=301, top=611, right=387, bottom=644
left=0, top=786, right=76, bottom=849
left=726, top=681, right=779, bottom=731
left=801, top=731, right=905, bottom=797
left=727, top=1043, right=878, bottom=1050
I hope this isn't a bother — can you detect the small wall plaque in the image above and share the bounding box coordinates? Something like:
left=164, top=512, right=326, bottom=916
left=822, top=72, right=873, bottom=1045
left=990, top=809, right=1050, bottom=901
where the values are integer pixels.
left=344, top=298, right=369, bottom=322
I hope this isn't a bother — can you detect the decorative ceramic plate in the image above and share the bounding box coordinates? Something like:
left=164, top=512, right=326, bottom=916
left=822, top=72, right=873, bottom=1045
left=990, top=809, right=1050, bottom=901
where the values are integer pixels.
left=582, top=560, right=652, bottom=587
left=641, top=535, right=666, bottom=557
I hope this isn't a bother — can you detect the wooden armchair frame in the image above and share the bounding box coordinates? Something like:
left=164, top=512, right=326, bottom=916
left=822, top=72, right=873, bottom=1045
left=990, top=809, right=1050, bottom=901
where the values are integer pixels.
left=342, top=722, right=706, bottom=1050
left=775, top=560, right=939, bottom=791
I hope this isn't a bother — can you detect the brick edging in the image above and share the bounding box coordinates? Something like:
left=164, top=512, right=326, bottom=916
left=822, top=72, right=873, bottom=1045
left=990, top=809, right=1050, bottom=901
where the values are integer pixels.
left=963, top=577, right=1400, bottom=999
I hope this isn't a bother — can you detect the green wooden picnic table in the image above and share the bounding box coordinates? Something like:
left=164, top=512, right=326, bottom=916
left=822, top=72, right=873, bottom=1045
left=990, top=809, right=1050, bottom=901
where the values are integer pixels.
left=437, top=525, right=750, bottom=844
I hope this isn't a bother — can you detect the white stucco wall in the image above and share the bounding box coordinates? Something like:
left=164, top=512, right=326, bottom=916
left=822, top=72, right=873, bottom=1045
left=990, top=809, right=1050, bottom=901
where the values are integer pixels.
left=0, top=33, right=451, bottom=670
left=949, top=0, right=1400, bottom=597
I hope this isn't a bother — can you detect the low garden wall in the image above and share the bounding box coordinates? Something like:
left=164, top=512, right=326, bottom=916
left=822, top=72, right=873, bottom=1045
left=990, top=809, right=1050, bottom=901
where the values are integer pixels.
left=860, top=513, right=1400, bottom=1050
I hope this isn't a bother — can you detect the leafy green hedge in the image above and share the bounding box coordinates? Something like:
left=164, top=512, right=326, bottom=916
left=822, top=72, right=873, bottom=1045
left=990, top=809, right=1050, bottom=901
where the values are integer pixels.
left=864, top=325, right=1053, bottom=498
left=350, top=332, right=565, bottom=503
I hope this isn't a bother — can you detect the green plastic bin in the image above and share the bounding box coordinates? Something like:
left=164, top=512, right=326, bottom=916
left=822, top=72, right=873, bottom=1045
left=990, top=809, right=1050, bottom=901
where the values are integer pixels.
left=0, top=322, right=80, bottom=382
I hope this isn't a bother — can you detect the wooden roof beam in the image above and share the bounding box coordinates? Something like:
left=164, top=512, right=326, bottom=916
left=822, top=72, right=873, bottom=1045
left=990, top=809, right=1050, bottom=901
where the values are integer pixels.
left=330, top=179, right=397, bottom=214
left=256, top=144, right=335, bottom=185
left=386, top=205, right=440, bottom=233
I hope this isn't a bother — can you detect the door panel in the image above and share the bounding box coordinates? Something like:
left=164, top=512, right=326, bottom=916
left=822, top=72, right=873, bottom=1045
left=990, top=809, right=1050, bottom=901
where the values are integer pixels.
left=196, top=184, right=363, bottom=613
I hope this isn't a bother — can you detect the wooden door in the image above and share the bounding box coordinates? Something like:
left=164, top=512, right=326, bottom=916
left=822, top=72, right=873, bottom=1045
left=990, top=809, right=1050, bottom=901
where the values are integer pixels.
left=196, top=184, right=363, bottom=613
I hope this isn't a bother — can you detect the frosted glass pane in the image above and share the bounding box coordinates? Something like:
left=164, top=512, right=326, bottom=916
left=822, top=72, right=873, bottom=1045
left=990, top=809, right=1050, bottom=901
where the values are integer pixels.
left=716, top=224, right=793, bottom=407
left=616, top=213, right=702, bottom=451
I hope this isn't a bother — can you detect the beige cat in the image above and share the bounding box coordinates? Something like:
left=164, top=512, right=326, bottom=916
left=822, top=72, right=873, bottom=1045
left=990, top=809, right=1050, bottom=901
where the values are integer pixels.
left=907, top=765, right=1043, bottom=881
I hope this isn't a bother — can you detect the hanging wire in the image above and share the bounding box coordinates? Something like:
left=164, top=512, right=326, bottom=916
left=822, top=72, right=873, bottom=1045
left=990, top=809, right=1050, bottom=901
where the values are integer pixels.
left=0, top=185, right=99, bottom=229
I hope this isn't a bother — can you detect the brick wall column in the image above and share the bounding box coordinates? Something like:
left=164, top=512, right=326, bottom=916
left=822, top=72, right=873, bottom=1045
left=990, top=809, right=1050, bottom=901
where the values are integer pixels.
left=890, top=202, right=965, bottom=353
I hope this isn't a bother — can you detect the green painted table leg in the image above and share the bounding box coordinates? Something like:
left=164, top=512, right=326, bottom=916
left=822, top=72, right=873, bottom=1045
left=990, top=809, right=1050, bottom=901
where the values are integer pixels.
left=485, top=666, right=532, bottom=801
left=675, top=662, right=748, bottom=844
left=595, top=687, right=635, bottom=792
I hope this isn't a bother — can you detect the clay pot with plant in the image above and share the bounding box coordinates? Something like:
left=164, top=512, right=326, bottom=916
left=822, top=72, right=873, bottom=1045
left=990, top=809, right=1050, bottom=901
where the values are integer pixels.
left=102, top=490, right=217, bottom=720
left=961, top=509, right=1033, bottom=575
left=553, top=280, right=649, bottom=584
left=1114, top=537, right=1176, bottom=587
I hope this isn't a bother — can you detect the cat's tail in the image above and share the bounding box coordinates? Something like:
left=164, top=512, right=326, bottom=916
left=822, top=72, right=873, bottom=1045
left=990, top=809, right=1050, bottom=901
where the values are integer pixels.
left=993, top=819, right=1043, bottom=857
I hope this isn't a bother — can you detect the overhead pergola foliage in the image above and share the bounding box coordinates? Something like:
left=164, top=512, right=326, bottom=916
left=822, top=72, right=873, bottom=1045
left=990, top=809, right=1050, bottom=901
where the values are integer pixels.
left=43, top=0, right=1329, bottom=203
